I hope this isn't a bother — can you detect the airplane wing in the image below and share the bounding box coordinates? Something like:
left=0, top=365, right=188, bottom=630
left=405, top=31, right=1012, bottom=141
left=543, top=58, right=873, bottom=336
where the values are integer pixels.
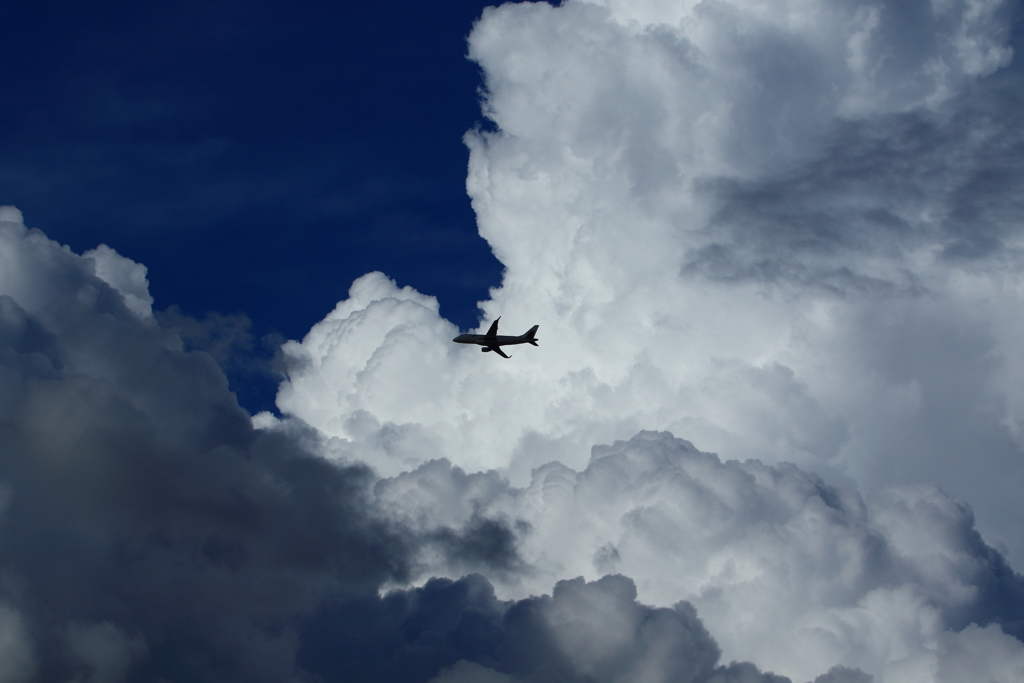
left=486, top=317, right=500, bottom=338
left=491, top=346, right=511, bottom=359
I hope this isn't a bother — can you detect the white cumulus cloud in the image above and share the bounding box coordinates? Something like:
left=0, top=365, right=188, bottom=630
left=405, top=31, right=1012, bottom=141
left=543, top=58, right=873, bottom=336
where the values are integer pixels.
left=374, top=431, right=1024, bottom=683
left=278, top=0, right=1024, bottom=567
left=272, top=2, right=1024, bottom=680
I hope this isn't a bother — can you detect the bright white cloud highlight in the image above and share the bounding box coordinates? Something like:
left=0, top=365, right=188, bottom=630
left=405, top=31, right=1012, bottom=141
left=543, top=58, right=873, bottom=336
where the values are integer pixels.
left=83, top=244, right=154, bottom=320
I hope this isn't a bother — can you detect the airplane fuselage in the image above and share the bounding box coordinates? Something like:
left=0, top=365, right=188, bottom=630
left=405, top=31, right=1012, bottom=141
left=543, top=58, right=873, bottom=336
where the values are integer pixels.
left=452, top=334, right=533, bottom=347
left=452, top=318, right=539, bottom=358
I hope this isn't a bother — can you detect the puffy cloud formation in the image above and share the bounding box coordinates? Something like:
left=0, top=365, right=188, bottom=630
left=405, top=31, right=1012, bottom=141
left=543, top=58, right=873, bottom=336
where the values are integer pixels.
left=10, top=202, right=1024, bottom=681
left=5, top=0, right=1024, bottom=681
left=271, top=1, right=1024, bottom=680
left=81, top=244, right=154, bottom=320
left=278, top=0, right=1024, bottom=565
left=0, top=211, right=797, bottom=682
left=375, top=431, right=1024, bottom=682
left=0, top=212, right=412, bottom=681
left=300, top=572, right=789, bottom=683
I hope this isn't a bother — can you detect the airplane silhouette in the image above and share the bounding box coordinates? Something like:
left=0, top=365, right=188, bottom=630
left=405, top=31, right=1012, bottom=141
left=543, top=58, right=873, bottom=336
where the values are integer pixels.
left=452, top=317, right=539, bottom=358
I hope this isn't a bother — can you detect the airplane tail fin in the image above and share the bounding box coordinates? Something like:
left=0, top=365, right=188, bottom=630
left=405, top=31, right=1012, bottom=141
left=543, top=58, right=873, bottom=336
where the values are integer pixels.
left=524, top=324, right=539, bottom=346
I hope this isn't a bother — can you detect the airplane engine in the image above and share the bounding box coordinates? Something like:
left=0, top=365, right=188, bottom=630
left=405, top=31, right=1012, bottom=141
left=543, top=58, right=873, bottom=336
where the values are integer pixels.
left=482, top=347, right=490, bottom=352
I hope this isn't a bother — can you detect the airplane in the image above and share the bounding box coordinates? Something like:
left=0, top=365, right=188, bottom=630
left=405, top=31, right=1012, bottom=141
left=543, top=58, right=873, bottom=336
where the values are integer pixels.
left=452, top=317, right=539, bottom=358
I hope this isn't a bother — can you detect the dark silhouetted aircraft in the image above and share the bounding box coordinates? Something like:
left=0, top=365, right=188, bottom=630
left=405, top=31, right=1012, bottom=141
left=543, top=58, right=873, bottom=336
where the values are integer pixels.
left=452, top=317, right=539, bottom=358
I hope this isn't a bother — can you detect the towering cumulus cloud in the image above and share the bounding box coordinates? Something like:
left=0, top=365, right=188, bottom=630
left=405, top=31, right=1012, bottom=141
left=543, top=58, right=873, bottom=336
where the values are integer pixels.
left=4, top=0, right=1024, bottom=682
left=281, top=1, right=1024, bottom=546
left=273, top=0, right=1024, bottom=681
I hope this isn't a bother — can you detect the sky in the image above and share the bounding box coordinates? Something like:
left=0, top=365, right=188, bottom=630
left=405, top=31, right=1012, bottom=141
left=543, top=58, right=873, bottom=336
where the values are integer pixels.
left=3, top=1, right=1024, bottom=682
left=1, top=0, right=505, bottom=411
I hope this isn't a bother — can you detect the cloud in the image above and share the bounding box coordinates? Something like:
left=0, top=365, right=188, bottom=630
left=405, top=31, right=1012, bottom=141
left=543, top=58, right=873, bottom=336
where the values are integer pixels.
left=64, top=622, right=148, bottom=683
left=812, top=667, right=873, bottom=683
left=0, top=603, right=34, bottom=683
left=82, top=244, right=154, bottom=320
left=374, top=430, right=1024, bottom=682
left=0, top=211, right=412, bottom=682
left=277, top=0, right=1024, bottom=570
left=268, top=1, right=1024, bottom=679
left=4, top=0, right=1024, bottom=681
left=300, top=572, right=792, bottom=683
left=2, top=208, right=798, bottom=683
left=6, top=207, right=1009, bottom=683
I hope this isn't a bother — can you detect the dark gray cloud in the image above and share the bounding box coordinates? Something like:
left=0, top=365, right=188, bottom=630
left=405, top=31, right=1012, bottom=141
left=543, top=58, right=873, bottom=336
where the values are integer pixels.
left=0, top=218, right=414, bottom=681
left=813, top=666, right=874, bottom=683
left=154, top=305, right=286, bottom=414
left=300, top=572, right=796, bottom=683
left=431, top=513, right=531, bottom=577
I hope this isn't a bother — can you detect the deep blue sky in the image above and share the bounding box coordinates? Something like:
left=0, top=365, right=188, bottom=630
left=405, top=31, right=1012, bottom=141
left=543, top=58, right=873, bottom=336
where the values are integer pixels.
left=2, top=0, right=506, bottom=409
